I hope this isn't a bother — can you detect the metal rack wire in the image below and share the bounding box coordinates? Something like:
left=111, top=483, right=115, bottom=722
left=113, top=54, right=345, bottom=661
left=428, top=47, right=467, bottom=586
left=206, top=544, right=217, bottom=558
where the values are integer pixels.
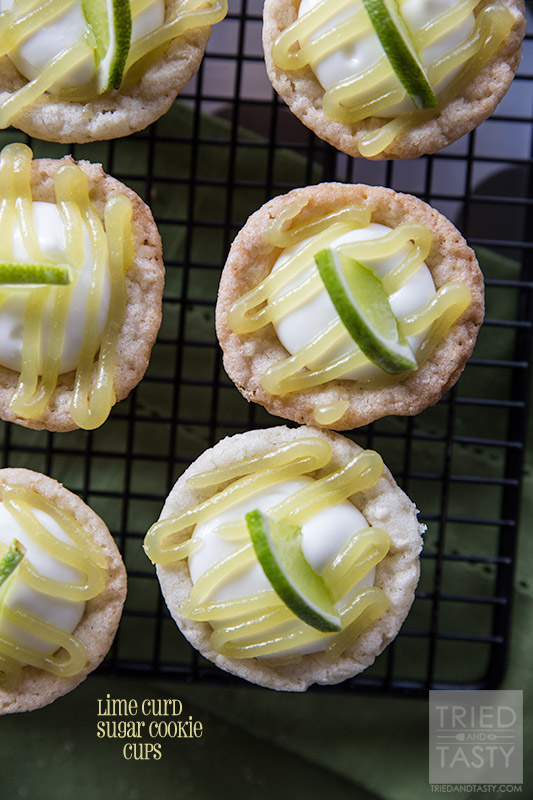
left=0, top=0, right=532, bottom=695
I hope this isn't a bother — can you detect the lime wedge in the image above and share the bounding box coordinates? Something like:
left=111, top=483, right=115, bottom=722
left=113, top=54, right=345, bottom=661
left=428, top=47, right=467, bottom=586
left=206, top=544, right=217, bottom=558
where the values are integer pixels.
left=245, top=509, right=341, bottom=633
left=82, top=0, right=132, bottom=92
left=362, top=0, right=437, bottom=110
left=314, top=247, right=417, bottom=374
left=0, top=540, right=24, bottom=590
left=0, top=262, right=71, bottom=285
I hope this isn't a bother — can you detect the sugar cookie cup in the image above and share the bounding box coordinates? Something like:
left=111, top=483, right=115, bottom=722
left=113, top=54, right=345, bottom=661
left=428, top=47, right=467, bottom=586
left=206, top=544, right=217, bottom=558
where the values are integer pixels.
left=0, top=0, right=227, bottom=143
left=0, top=142, right=164, bottom=432
left=144, top=426, right=424, bottom=691
left=216, top=182, right=484, bottom=430
left=263, top=0, right=526, bottom=160
left=0, top=468, right=127, bottom=714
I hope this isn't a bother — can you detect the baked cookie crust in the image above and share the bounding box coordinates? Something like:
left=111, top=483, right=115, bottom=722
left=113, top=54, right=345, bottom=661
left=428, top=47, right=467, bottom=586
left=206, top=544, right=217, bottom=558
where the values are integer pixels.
left=0, top=468, right=127, bottom=714
left=216, top=183, right=484, bottom=431
left=156, top=425, right=424, bottom=691
left=0, top=156, right=164, bottom=432
left=263, top=0, right=526, bottom=160
left=0, top=0, right=213, bottom=143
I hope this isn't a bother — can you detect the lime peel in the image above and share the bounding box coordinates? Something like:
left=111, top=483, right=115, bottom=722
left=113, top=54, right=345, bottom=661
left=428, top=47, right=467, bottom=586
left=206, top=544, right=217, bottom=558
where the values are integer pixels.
left=0, top=262, right=72, bottom=285
left=245, top=509, right=341, bottom=633
left=314, top=247, right=417, bottom=374
left=361, top=0, right=437, bottom=110
left=82, top=0, right=132, bottom=92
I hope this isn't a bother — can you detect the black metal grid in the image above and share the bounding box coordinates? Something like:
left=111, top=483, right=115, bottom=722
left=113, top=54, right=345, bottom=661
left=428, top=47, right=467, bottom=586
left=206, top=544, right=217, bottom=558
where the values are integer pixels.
left=0, top=0, right=532, bottom=696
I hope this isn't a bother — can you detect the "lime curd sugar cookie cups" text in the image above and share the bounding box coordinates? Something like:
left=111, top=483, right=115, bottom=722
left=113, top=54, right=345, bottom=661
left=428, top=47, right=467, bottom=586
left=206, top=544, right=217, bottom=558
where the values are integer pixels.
left=0, top=142, right=164, bottom=432
left=216, top=182, right=484, bottom=430
left=0, top=468, right=126, bottom=714
left=263, top=0, right=526, bottom=159
left=143, top=426, right=424, bottom=691
left=0, top=0, right=228, bottom=142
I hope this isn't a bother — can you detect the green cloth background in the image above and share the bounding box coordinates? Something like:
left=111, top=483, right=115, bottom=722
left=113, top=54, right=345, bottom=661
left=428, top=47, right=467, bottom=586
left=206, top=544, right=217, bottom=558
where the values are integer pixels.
left=0, top=104, right=531, bottom=799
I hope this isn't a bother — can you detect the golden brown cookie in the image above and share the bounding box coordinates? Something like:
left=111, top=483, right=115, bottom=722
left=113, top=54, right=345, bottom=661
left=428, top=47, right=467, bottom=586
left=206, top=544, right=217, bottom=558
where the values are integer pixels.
left=263, top=0, right=526, bottom=160
left=0, top=143, right=164, bottom=432
left=216, top=182, right=484, bottom=430
left=0, top=0, right=227, bottom=143
left=147, top=426, right=424, bottom=691
left=0, top=468, right=127, bottom=714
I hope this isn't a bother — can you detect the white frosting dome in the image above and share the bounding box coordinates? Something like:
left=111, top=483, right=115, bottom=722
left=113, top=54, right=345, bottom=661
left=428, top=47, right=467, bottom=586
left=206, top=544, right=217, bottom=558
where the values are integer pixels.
left=298, top=0, right=475, bottom=116
left=189, top=477, right=376, bottom=657
left=270, top=222, right=436, bottom=379
left=0, top=0, right=165, bottom=90
left=0, top=201, right=111, bottom=375
left=0, top=501, right=85, bottom=655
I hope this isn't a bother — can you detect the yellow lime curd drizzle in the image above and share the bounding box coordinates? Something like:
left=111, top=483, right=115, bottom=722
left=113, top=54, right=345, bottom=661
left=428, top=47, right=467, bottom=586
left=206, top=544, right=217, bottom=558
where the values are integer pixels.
left=0, top=483, right=108, bottom=689
left=126, top=0, right=227, bottom=70
left=0, top=0, right=228, bottom=125
left=214, top=446, right=383, bottom=544
left=272, top=0, right=514, bottom=155
left=313, top=400, right=349, bottom=426
left=209, top=586, right=389, bottom=660
left=0, top=0, right=73, bottom=56
left=0, top=143, right=133, bottom=429
left=145, top=437, right=391, bottom=660
left=227, top=200, right=472, bottom=403
left=144, top=438, right=332, bottom=563
left=0, top=38, right=93, bottom=128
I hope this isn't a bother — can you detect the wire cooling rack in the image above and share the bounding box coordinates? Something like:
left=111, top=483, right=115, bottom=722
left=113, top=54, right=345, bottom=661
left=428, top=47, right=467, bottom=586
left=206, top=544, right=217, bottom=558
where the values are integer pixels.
left=1, top=1, right=532, bottom=696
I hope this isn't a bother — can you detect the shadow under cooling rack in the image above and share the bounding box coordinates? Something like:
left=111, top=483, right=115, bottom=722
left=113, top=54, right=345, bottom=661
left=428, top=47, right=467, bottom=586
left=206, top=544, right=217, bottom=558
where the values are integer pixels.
left=0, top=2, right=532, bottom=697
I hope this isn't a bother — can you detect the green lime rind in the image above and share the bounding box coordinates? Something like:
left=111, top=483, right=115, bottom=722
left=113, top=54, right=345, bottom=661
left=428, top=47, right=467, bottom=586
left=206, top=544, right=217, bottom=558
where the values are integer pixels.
left=0, top=540, right=24, bottom=589
left=362, top=0, right=437, bottom=110
left=314, top=247, right=417, bottom=374
left=107, top=0, right=132, bottom=90
left=0, top=262, right=71, bottom=285
left=82, top=0, right=132, bottom=92
left=246, top=509, right=341, bottom=633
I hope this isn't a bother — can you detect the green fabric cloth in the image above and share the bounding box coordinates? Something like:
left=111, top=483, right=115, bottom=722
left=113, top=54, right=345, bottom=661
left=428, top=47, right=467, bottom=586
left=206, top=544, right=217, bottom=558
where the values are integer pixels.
left=0, top=104, right=531, bottom=799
